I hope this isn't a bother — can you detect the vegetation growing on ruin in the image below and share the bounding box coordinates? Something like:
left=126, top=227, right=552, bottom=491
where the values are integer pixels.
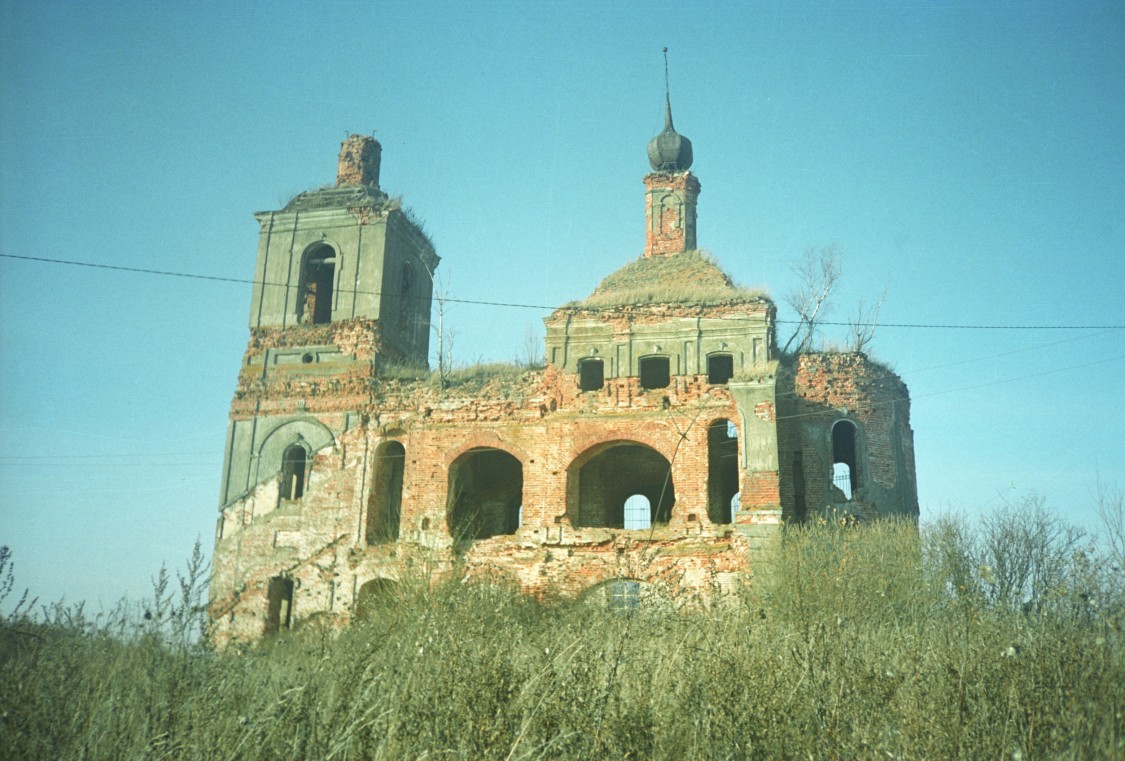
left=566, top=249, right=768, bottom=309
left=3, top=498, right=1123, bottom=760
left=377, top=359, right=533, bottom=395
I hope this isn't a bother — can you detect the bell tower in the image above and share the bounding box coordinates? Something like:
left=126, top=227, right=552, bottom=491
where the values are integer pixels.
left=218, top=135, right=438, bottom=507
left=246, top=135, right=437, bottom=361
left=643, top=49, right=699, bottom=257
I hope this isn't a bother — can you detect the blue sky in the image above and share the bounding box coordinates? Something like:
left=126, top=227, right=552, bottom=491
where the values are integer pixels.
left=1, top=0, right=1123, bottom=607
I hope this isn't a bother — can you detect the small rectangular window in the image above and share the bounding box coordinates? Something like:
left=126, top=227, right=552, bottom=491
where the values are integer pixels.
left=707, top=354, right=734, bottom=384
left=638, top=356, right=670, bottom=390
left=578, top=358, right=604, bottom=391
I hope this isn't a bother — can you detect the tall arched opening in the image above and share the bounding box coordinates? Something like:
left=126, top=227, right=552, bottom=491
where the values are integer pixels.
left=355, top=578, right=400, bottom=622
left=831, top=420, right=860, bottom=500
left=447, top=448, right=523, bottom=550
left=280, top=443, right=308, bottom=500
left=367, top=441, right=405, bottom=544
left=708, top=419, right=739, bottom=524
left=569, top=442, right=674, bottom=528
left=299, top=244, right=336, bottom=324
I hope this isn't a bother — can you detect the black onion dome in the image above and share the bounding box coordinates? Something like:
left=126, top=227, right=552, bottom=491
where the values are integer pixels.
left=647, top=97, right=693, bottom=171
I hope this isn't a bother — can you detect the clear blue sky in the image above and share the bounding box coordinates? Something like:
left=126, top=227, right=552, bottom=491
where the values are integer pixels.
left=2, top=0, right=1123, bottom=607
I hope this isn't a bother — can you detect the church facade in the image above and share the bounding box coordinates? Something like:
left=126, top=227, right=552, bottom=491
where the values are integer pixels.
left=209, top=113, right=918, bottom=644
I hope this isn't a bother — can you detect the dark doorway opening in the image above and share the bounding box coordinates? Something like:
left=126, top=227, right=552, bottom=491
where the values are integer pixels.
left=447, top=448, right=523, bottom=550
left=355, top=578, right=399, bottom=622
left=265, top=577, right=294, bottom=635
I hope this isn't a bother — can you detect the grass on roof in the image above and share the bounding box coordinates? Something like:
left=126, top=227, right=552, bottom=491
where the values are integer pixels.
left=567, top=249, right=767, bottom=309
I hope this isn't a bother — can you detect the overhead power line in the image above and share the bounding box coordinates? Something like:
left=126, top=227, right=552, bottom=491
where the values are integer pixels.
left=3, top=252, right=1124, bottom=330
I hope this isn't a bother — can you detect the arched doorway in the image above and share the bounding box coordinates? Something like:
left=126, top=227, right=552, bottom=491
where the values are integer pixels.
left=354, top=578, right=400, bottom=622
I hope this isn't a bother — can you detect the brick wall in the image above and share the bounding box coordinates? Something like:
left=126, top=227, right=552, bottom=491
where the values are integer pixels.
left=643, top=172, right=700, bottom=256
left=211, top=340, right=912, bottom=645
left=210, top=356, right=775, bottom=644
left=775, top=352, right=917, bottom=522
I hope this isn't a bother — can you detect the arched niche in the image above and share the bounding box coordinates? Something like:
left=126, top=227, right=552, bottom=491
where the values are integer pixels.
left=257, top=418, right=336, bottom=493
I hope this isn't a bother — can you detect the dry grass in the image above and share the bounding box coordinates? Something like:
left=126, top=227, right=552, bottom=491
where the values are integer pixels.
left=566, top=249, right=768, bottom=309
left=376, top=359, right=532, bottom=395
left=2, top=514, right=1122, bottom=760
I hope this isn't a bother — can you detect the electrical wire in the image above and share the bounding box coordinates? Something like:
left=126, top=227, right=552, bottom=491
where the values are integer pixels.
left=3, top=252, right=1122, bottom=330
left=2, top=252, right=1123, bottom=472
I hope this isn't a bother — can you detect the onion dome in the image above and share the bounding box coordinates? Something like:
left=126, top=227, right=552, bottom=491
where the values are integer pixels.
left=647, top=96, right=693, bottom=172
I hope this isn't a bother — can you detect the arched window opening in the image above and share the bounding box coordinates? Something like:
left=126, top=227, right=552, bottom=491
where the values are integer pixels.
left=280, top=444, right=307, bottom=500
left=729, top=493, right=740, bottom=522
left=367, top=441, right=405, bottom=544
left=355, top=578, right=399, bottom=622
left=300, top=245, right=335, bottom=324
left=708, top=419, right=739, bottom=524
left=447, top=448, right=523, bottom=551
left=570, top=443, right=674, bottom=528
left=265, top=576, right=294, bottom=635
left=707, top=353, right=734, bottom=385
left=638, top=356, right=670, bottom=390
left=831, top=420, right=859, bottom=500
left=623, top=494, right=651, bottom=530
left=578, top=358, right=604, bottom=391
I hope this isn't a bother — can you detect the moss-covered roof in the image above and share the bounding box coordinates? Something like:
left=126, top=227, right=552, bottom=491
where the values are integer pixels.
left=567, top=249, right=767, bottom=309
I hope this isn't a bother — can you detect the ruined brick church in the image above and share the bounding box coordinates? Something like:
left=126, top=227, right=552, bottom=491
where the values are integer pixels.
left=209, top=102, right=919, bottom=643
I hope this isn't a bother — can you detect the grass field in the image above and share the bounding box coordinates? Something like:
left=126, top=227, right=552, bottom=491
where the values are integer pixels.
left=2, top=507, right=1122, bottom=760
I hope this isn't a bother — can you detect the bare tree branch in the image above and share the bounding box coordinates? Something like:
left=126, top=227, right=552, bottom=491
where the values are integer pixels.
left=515, top=324, right=545, bottom=370
left=848, top=285, right=887, bottom=354
left=782, top=245, right=841, bottom=355
left=1094, top=479, right=1125, bottom=574
left=432, top=272, right=456, bottom=388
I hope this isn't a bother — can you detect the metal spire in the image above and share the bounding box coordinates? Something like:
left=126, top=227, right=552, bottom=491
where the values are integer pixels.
left=647, top=46, right=693, bottom=171
left=663, top=47, right=675, bottom=131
